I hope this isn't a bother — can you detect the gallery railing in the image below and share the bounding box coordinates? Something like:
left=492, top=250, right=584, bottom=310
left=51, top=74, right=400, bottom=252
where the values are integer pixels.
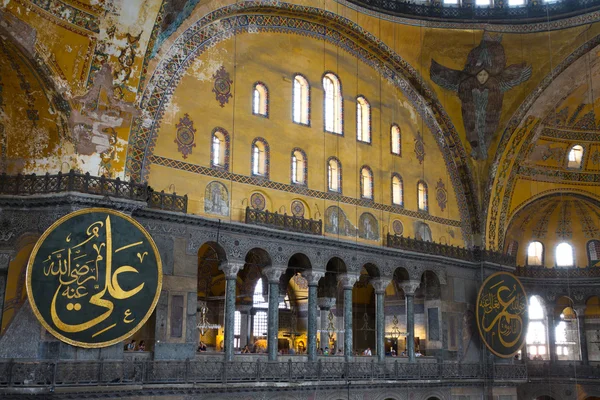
left=386, top=234, right=516, bottom=265
left=0, top=170, right=187, bottom=213
left=245, top=207, right=322, bottom=235
left=0, top=360, right=526, bottom=388
left=527, top=362, right=600, bottom=380
left=515, top=265, right=600, bottom=279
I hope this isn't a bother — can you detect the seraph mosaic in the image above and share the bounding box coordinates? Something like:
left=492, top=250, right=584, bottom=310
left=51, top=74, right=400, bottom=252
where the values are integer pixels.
left=430, top=33, right=531, bottom=160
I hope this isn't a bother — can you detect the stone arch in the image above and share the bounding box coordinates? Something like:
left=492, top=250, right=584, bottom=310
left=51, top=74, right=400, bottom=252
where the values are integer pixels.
left=419, top=270, right=441, bottom=300
left=129, top=2, right=478, bottom=242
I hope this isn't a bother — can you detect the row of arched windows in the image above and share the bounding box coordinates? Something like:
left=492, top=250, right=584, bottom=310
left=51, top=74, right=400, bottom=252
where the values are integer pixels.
left=526, top=239, right=600, bottom=267
left=252, top=73, right=403, bottom=153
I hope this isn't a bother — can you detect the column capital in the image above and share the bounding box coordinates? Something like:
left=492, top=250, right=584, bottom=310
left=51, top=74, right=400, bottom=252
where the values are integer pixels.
left=238, top=303, right=253, bottom=313
left=303, top=270, right=325, bottom=286
left=370, top=277, right=392, bottom=294
left=317, top=297, right=336, bottom=310
left=219, top=261, right=244, bottom=279
left=263, top=266, right=286, bottom=283
left=399, top=280, right=421, bottom=296
left=338, top=273, right=359, bottom=289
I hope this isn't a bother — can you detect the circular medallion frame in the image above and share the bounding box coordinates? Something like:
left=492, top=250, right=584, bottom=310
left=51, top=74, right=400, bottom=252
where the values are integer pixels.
left=26, top=208, right=163, bottom=348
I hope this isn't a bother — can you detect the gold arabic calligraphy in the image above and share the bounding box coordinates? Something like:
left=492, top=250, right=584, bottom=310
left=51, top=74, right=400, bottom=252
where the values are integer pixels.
left=42, top=216, right=146, bottom=337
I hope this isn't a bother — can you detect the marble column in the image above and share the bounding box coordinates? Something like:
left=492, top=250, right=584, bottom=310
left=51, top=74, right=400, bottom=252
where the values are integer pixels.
left=219, top=261, right=243, bottom=362
left=238, top=304, right=252, bottom=348
left=371, top=278, right=391, bottom=362
left=546, top=305, right=557, bottom=363
left=317, top=297, right=336, bottom=351
left=304, top=271, right=325, bottom=361
left=338, top=274, right=359, bottom=361
left=0, top=252, right=11, bottom=332
left=400, top=280, right=421, bottom=362
left=263, top=266, right=285, bottom=361
left=575, top=306, right=589, bottom=364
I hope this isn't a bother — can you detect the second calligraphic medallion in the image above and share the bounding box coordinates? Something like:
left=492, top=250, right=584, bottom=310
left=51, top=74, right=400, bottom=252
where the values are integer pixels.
left=26, top=208, right=162, bottom=348
left=476, top=272, right=528, bottom=358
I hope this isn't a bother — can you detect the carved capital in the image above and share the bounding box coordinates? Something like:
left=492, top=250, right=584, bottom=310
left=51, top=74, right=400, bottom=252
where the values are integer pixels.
left=399, top=280, right=421, bottom=296
left=262, top=266, right=286, bottom=283
left=219, top=261, right=244, bottom=279
left=317, top=297, right=336, bottom=310
left=370, top=277, right=392, bottom=294
left=303, top=270, right=325, bottom=286
left=337, top=273, right=359, bottom=289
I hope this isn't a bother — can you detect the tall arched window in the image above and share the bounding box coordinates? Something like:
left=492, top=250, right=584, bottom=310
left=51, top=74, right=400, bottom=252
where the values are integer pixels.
left=556, top=307, right=579, bottom=360
left=391, top=124, right=401, bottom=155
left=417, top=181, right=428, bottom=212
left=251, top=138, right=269, bottom=178
left=526, top=295, right=548, bottom=359
left=527, top=241, right=544, bottom=266
left=323, top=73, right=342, bottom=134
left=253, top=83, right=268, bottom=117
left=391, top=173, right=403, bottom=206
left=587, top=239, right=600, bottom=266
left=211, top=128, right=230, bottom=170
left=327, top=157, right=342, bottom=193
left=291, top=148, right=307, bottom=185
left=356, top=96, right=371, bottom=143
left=360, top=166, right=373, bottom=200
left=253, top=280, right=268, bottom=337
left=293, top=74, right=310, bottom=125
left=556, top=242, right=574, bottom=267
left=567, top=145, right=584, bottom=169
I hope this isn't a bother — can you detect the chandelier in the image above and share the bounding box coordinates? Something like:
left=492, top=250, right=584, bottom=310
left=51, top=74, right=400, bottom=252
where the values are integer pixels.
left=385, top=315, right=407, bottom=339
left=196, top=301, right=221, bottom=336
left=317, top=310, right=345, bottom=343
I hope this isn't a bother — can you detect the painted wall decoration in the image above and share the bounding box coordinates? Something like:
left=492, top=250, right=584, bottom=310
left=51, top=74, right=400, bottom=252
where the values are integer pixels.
left=358, top=212, right=379, bottom=241
left=436, top=179, right=448, bottom=212
left=476, top=272, right=528, bottom=358
left=430, top=33, right=532, bottom=159
left=392, top=220, right=404, bottom=236
left=212, top=66, right=233, bottom=107
left=414, top=131, right=425, bottom=164
left=174, top=114, right=197, bottom=159
left=250, top=193, right=266, bottom=211
left=324, top=206, right=356, bottom=237
left=204, top=181, right=230, bottom=217
left=291, top=200, right=305, bottom=218
left=26, top=208, right=162, bottom=348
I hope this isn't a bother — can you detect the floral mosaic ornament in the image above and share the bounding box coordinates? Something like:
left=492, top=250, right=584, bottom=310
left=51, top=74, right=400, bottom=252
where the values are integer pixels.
left=175, top=114, right=196, bottom=158
left=392, top=220, right=404, bottom=235
left=250, top=193, right=266, bottom=211
left=436, top=178, right=447, bottom=212
left=291, top=200, right=305, bottom=217
left=212, top=66, right=233, bottom=107
left=414, top=131, right=425, bottom=164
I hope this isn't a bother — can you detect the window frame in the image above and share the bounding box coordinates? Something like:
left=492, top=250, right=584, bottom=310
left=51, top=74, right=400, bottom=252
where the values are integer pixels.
left=356, top=95, right=371, bottom=144
left=566, top=144, right=584, bottom=169
left=417, top=180, right=429, bottom=212
left=252, top=82, right=269, bottom=118
left=327, top=157, right=342, bottom=194
left=290, top=147, right=308, bottom=186
left=210, top=127, right=230, bottom=171
left=251, top=137, right=270, bottom=179
left=322, top=72, right=343, bottom=135
left=391, top=173, right=404, bottom=207
left=587, top=239, right=600, bottom=267
left=526, top=241, right=545, bottom=267
left=292, top=74, right=311, bottom=126
left=360, top=165, right=374, bottom=201
left=390, top=123, right=401, bottom=156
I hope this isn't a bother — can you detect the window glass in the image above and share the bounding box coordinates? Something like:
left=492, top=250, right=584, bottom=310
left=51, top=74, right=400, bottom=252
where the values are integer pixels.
left=527, top=241, right=543, bottom=266
left=556, top=243, right=574, bottom=267
left=567, top=145, right=583, bottom=168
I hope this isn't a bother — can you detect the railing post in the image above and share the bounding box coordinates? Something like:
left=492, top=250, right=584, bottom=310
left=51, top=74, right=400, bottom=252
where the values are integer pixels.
left=160, top=190, right=165, bottom=209
left=185, top=358, right=189, bottom=383
left=14, top=173, right=20, bottom=195
left=68, top=169, right=75, bottom=191
left=183, top=194, right=188, bottom=213
left=7, top=359, right=14, bottom=387
left=98, top=359, right=103, bottom=385
left=115, top=177, right=121, bottom=197
left=222, top=360, right=227, bottom=384
left=99, top=175, right=105, bottom=195
left=51, top=360, right=57, bottom=389
left=288, top=359, right=292, bottom=382
left=371, top=359, right=375, bottom=380
left=83, top=172, right=90, bottom=193
left=317, top=359, right=322, bottom=381
left=256, top=358, right=261, bottom=382
left=394, top=359, right=398, bottom=379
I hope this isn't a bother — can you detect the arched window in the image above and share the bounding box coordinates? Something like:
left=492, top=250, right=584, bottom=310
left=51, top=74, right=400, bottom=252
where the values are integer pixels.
left=251, top=138, right=269, bottom=178
left=291, top=148, right=307, bottom=185
left=555, top=307, right=579, bottom=360
left=391, top=124, right=401, bottom=155
left=323, top=73, right=342, bottom=134
left=211, top=128, right=229, bottom=170
left=360, top=166, right=373, bottom=200
left=417, top=181, right=428, bottom=212
left=416, top=222, right=432, bottom=242
left=327, top=157, right=342, bottom=193
left=526, top=296, right=548, bottom=359
left=587, top=239, right=600, bottom=266
left=293, top=74, right=310, bottom=125
left=506, top=240, right=519, bottom=257
left=356, top=96, right=371, bottom=143
left=567, top=145, right=584, bottom=169
left=556, top=242, right=574, bottom=267
left=391, top=174, right=403, bottom=206
left=253, top=83, right=268, bottom=117
left=252, top=280, right=268, bottom=337
left=253, top=280, right=268, bottom=308
left=527, top=241, right=544, bottom=266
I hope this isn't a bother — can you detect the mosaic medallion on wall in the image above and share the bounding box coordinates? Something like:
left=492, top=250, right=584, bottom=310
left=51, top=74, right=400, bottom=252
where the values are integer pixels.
left=414, top=131, right=425, bottom=164
left=250, top=193, right=266, bottom=211
left=293, top=274, right=308, bottom=290
left=174, top=114, right=196, bottom=158
left=392, top=220, right=403, bottom=236
left=436, top=178, right=447, bottom=212
left=212, top=65, right=233, bottom=107
left=204, top=181, right=230, bottom=217
left=291, top=200, right=305, bottom=217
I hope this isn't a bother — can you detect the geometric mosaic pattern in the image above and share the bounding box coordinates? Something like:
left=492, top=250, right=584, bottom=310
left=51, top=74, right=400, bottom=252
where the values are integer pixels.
left=128, top=2, right=478, bottom=243
left=149, top=154, right=462, bottom=227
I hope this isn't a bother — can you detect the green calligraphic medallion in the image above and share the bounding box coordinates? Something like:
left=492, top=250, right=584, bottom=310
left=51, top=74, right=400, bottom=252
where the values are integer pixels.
left=26, top=208, right=162, bottom=348
left=476, top=272, right=528, bottom=358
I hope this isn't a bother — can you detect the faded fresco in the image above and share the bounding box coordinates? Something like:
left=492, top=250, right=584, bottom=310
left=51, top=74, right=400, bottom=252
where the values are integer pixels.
left=204, top=181, right=229, bottom=217
left=325, top=206, right=356, bottom=237
left=358, top=212, right=379, bottom=241
left=431, top=33, right=531, bottom=160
